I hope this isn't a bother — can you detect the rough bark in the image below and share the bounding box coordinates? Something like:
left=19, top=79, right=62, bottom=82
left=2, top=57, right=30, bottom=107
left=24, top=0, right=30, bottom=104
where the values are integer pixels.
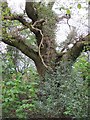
left=1, top=2, right=90, bottom=77
left=25, top=2, right=38, bottom=23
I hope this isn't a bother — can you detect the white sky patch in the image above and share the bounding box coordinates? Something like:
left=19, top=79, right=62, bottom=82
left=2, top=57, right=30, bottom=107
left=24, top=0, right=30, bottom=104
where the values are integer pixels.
left=7, top=0, right=25, bottom=14
left=0, top=42, right=7, bottom=53
left=56, top=23, right=70, bottom=43
left=68, top=44, right=73, bottom=48
left=53, top=0, right=88, bottom=44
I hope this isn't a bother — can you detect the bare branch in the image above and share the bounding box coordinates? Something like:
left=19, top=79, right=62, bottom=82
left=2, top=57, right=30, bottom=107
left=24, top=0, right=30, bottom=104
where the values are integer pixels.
left=2, top=26, right=39, bottom=62
left=3, top=16, right=45, bottom=46
left=2, top=37, right=38, bottom=61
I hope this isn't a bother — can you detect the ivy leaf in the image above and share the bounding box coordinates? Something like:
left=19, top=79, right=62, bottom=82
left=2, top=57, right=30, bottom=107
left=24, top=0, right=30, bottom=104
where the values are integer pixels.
left=66, top=9, right=71, bottom=15
left=77, top=4, right=81, bottom=9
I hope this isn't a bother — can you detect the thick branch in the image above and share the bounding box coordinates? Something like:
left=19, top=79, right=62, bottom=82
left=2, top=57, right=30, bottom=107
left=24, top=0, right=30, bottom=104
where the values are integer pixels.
left=2, top=36, right=47, bottom=76
left=4, top=15, right=43, bottom=45
left=2, top=17, right=47, bottom=76
left=2, top=34, right=38, bottom=62
left=25, top=2, right=38, bottom=23
left=61, top=34, right=90, bottom=62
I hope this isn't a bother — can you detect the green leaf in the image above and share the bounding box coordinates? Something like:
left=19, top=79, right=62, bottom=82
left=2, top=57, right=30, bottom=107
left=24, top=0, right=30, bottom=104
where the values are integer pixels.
left=66, top=9, right=71, bottom=15
left=77, top=4, right=81, bottom=9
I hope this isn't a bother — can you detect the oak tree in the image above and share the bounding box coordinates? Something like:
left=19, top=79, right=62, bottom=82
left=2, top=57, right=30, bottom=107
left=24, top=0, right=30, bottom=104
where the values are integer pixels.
left=1, top=1, right=90, bottom=77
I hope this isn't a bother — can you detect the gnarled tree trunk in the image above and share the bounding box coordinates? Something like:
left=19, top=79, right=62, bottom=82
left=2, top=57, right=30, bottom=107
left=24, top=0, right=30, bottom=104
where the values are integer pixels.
left=1, top=1, right=90, bottom=77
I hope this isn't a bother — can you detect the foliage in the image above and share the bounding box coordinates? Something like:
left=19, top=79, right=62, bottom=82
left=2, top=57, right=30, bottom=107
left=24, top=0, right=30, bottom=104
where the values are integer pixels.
left=1, top=1, right=89, bottom=119
left=36, top=3, right=57, bottom=39
left=2, top=46, right=39, bottom=118
left=74, top=53, right=90, bottom=81
left=2, top=72, right=38, bottom=118
left=2, top=54, right=89, bottom=118
left=35, top=61, right=89, bottom=118
left=2, top=44, right=89, bottom=119
left=1, top=45, right=38, bottom=79
left=77, top=4, right=82, bottom=9
left=1, top=2, right=36, bottom=48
